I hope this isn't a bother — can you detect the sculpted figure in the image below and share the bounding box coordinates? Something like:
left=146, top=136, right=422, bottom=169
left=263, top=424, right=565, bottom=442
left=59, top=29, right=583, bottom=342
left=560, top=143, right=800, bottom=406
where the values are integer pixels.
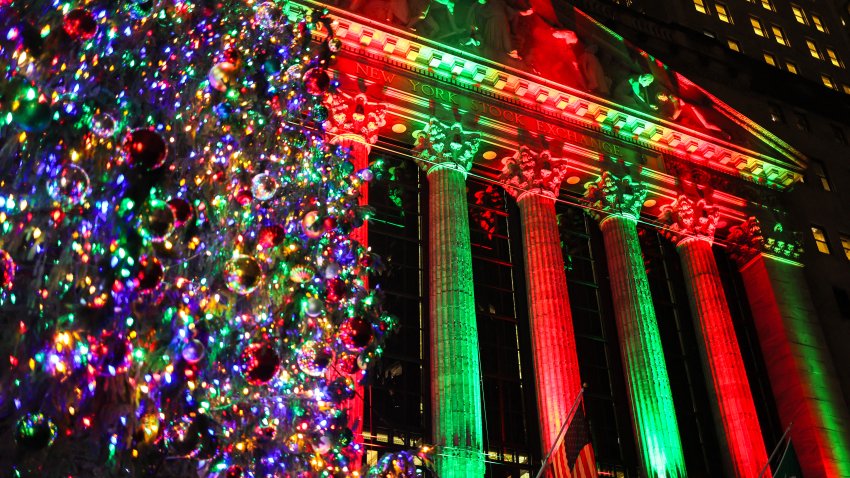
left=577, top=43, right=611, bottom=95
left=614, top=73, right=658, bottom=111
left=464, top=0, right=533, bottom=60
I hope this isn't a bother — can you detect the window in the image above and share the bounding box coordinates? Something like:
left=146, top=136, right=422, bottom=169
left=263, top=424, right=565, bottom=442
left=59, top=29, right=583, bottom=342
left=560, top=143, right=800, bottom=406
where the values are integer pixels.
left=771, top=25, right=789, bottom=45
left=822, top=74, right=835, bottom=89
left=751, top=17, right=767, bottom=37
left=795, top=112, right=809, bottom=131
left=763, top=52, right=777, bottom=66
left=717, top=3, right=732, bottom=23
left=842, top=84, right=850, bottom=94
left=807, top=39, right=821, bottom=59
left=832, top=124, right=848, bottom=144
left=812, top=13, right=828, bottom=33
left=768, top=102, right=784, bottom=123
left=728, top=38, right=742, bottom=52
left=786, top=61, right=798, bottom=74
left=841, top=236, right=850, bottom=260
left=761, top=0, right=774, bottom=11
left=694, top=0, right=708, bottom=14
left=834, top=287, right=850, bottom=320
left=791, top=4, right=808, bottom=24
left=812, top=226, right=831, bottom=254
left=810, top=160, right=832, bottom=191
left=826, top=48, right=843, bottom=68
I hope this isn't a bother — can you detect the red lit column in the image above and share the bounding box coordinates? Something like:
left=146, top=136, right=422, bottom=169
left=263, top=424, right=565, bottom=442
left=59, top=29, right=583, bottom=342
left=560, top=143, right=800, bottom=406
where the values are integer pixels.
left=728, top=218, right=850, bottom=478
left=660, top=196, right=770, bottom=478
left=500, top=146, right=581, bottom=478
left=322, top=91, right=386, bottom=463
left=413, top=118, right=485, bottom=477
left=584, top=171, right=686, bottom=478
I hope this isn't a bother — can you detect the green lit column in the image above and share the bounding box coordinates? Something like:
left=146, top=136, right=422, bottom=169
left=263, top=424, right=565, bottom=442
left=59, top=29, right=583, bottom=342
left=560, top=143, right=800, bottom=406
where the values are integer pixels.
left=728, top=218, right=850, bottom=478
left=500, top=146, right=581, bottom=478
left=584, top=171, right=687, bottom=478
left=413, top=118, right=485, bottom=477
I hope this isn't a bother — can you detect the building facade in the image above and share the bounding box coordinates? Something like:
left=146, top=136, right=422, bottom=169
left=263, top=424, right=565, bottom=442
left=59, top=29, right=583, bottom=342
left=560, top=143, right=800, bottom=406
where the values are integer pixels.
left=300, top=0, right=850, bottom=476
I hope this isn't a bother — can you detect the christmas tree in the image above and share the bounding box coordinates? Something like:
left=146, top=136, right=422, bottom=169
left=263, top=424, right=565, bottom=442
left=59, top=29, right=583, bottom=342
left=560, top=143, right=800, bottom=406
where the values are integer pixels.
left=0, top=1, right=397, bottom=476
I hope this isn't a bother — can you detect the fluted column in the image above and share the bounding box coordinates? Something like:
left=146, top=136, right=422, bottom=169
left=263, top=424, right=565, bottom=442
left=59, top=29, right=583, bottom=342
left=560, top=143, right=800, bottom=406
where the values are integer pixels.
left=660, top=197, right=770, bottom=478
left=728, top=219, right=850, bottom=478
left=500, top=147, right=582, bottom=478
left=414, top=118, right=485, bottom=477
left=323, top=92, right=386, bottom=464
left=584, top=172, right=686, bottom=478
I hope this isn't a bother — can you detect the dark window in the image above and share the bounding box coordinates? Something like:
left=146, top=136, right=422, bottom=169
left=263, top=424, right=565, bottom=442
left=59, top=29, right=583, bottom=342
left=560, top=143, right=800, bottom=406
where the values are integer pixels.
left=835, top=287, right=850, bottom=320
left=832, top=124, right=848, bottom=144
left=810, top=160, right=832, bottom=191
left=768, top=102, right=784, bottom=123
left=795, top=112, right=810, bottom=131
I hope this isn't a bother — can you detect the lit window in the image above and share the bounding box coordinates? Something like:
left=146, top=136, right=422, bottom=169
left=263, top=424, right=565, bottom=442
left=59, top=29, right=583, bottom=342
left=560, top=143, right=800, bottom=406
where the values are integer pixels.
left=761, top=0, right=774, bottom=11
left=717, top=3, right=732, bottom=23
left=807, top=39, right=821, bottom=59
left=812, top=14, right=828, bottom=33
left=751, top=17, right=766, bottom=37
left=841, top=235, right=850, bottom=260
left=826, top=48, right=843, bottom=68
left=728, top=39, right=741, bottom=52
left=786, top=62, right=798, bottom=74
left=811, top=160, right=832, bottom=191
left=764, top=52, right=777, bottom=66
left=812, top=226, right=831, bottom=254
left=694, top=0, right=708, bottom=14
left=791, top=5, right=808, bottom=24
left=771, top=26, right=789, bottom=45
left=822, top=74, right=835, bottom=89
left=842, top=84, right=850, bottom=94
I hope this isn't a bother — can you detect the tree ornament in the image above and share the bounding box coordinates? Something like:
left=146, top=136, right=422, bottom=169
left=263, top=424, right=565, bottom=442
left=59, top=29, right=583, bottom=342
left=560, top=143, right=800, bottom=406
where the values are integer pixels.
left=208, top=62, right=238, bottom=92
left=297, top=341, right=333, bottom=377
left=46, top=163, right=90, bottom=206
left=255, top=2, right=282, bottom=29
left=15, top=413, right=57, bottom=451
left=166, top=414, right=216, bottom=458
left=167, top=197, right=193, bottom=226
left=340, top=317, right=373, bottom=351
left=63, top=8, right=98, bottom=41
left=182, top=339, right=206, bottom=364
left=303, top=68, right=330, bottom=96
left=240, top=342, right=281, bottom=385
left=122, top=129, right=168, bottom=170
left=225, top=255, right=264, bottom=295
left=301, top=210, right=323, bottom=239
left=303, top=297, right=324, bottom=317
left=90, top=113, right=117, bottom=138
left=258, top=224, right=285, bottom=248
left=225, top=465, right=245, bottom=478
left=0, top=249, right=15, bottom=289
left=139, top=198, right=176, bottom=241
left=126, top=0, right=160, bottom=19
left=289, top=264, right=314, bottom=283
left=10, top=82, right=51, bottom=132
left=251, top=173, right=278, bottom=201
left=135, top=255, right=164, bottom=291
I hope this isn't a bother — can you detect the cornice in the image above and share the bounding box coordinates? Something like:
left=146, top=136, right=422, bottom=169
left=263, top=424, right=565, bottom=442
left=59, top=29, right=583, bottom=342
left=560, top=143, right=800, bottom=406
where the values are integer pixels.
left=284, top=0, right=803, bottom=189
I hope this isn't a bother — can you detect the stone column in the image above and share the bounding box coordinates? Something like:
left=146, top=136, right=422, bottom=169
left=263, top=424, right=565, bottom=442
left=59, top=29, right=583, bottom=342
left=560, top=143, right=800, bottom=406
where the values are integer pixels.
left=584, top=171, right=687, bottom=478
left=500, top=146, right=582, bottom=478
left=728, top=219, right=850, bottom=478
left=322, top=91, right=386, bottom=463
left=413, top=118, right=485, bottom=478
left=660, top=196, right=770, bottom=478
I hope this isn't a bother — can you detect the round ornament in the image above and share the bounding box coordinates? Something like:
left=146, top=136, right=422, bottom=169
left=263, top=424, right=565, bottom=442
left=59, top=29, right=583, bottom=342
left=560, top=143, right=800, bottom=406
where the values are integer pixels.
left=289, top=264, right=314, bottom=284
left=303, top=67, right=330, bottom=96
left=255, top=2, right=282, bottom=29
left=167, top=197, right=193, bottom=226
left=251, top=173, right=278, bottom=201
left=225, top=465, right=245, bottom=478
left=139, top=199, right=176, bottom=241
left=63, top=8, right=98, bottom=41
left=328, top=37, right=342, bottom=53
left=258, top=224, right=285, bottom=248
left=10, top=83, right=51, bottom=132
left=303, top=297, right=324, bottom=317
left=46, top=163, right=90, bottom=206
left=208, top=62, right=238, bottom=92
left=181, top=339, right=206, bottom=364
left=297, top=341, right=333, bottom=377
left=225, top=255, right=263, bottom=295
left=90, top=113, right=117, bottom=138
left=122, top=129, right=168, bottom=170
left=0, top=249, right=15, bottom=289
left=339, top=317, right=373, bottom=351
left=15, top=413, right=57, bottom=451
left=240, top=342, right=281, bottom=385
left=126, top=0, right=160, bottom=19
left=135, top=255, right=164, bottom=291
left=301, top=210, right=323, bottom=239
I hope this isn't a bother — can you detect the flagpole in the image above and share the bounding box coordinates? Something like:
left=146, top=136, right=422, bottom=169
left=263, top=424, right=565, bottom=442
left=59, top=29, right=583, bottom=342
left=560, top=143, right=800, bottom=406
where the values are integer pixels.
left=758, top=421, right=793, bottom=478
left=534, top=388, right=586, bottom=478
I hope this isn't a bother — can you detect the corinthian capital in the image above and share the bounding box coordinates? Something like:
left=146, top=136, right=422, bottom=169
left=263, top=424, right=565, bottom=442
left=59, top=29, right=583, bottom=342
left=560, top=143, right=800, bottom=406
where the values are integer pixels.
left=583, top=171, right=647, bottom=222
left=499, top=146, right=569, bottom=200
left=726, top=217, right=764, bottom=266
left=323, top=92, right=387, bottom=149
left=412, top=118, right=480, bottom=174
left=659, top=195, right=719, bottom=244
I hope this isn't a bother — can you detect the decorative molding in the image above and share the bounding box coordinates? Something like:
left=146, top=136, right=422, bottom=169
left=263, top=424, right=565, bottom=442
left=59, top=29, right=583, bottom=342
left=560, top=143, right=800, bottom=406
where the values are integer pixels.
left=726, top=217, right=803, bottom=267
left=583, top=170, right=647, bottom=222
left=323, top=91, right=387, bottom=151
left=659, top=195, right=719, bottom=244
left=412, top=118, right=480, bottom=174
left=499, top=146, right=570, bottom=200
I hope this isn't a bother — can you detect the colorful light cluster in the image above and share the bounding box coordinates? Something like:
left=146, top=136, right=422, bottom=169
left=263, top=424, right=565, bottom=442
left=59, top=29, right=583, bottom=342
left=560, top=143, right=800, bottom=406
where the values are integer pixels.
left=0, top=1, right=394, bottom=476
